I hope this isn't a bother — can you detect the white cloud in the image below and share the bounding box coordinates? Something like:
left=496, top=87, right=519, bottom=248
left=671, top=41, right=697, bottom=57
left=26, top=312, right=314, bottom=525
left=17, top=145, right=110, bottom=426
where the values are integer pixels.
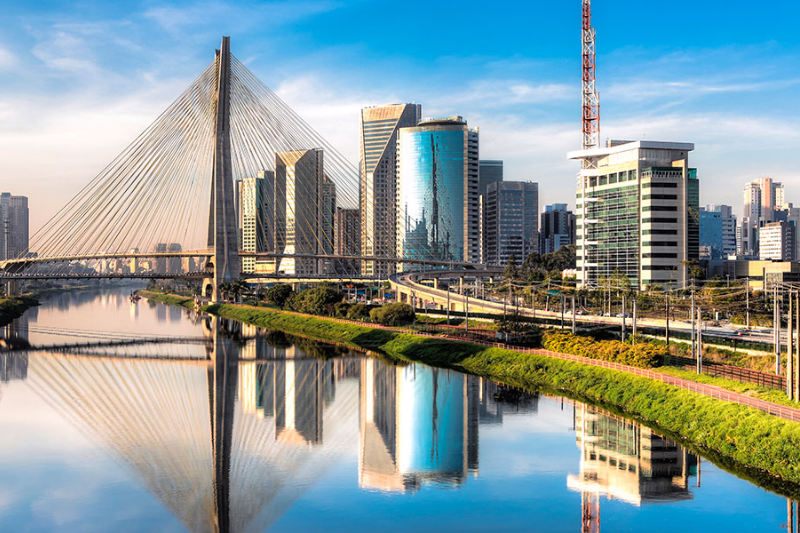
left=0, top=43, right=15, bottom=69
left=144, top=0, right=338, bottom=33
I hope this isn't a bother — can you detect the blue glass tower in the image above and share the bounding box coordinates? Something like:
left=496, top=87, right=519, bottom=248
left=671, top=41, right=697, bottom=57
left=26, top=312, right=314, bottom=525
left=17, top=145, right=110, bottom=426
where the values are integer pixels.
left=396, top=117, right=479, bottom=269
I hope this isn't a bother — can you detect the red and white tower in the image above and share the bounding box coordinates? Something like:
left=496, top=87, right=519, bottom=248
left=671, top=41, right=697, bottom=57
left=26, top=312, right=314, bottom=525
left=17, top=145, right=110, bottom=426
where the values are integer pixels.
left=582, top=0, right=600, bottom=160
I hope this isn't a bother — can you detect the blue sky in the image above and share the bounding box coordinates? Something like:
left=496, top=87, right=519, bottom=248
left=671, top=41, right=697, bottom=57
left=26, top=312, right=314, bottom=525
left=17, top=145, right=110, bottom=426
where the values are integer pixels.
left=1, top=0, right=799, bottom=232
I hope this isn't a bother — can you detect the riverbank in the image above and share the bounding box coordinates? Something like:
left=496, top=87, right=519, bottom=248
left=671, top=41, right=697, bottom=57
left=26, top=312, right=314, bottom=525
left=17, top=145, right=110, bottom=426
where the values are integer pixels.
left=141, top=290, right=800, bottom=491
left=0, top=295, right=39, bottom=327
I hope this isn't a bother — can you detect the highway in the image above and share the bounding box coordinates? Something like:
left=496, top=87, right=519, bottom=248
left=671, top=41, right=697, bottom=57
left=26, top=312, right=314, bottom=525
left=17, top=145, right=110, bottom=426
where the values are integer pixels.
left=390, top=270, right=779, bottom=347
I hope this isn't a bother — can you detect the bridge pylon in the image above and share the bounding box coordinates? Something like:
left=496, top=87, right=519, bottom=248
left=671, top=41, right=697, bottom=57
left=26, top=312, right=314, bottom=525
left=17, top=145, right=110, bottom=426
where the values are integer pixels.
left=205, top=36, right=241, bottom=302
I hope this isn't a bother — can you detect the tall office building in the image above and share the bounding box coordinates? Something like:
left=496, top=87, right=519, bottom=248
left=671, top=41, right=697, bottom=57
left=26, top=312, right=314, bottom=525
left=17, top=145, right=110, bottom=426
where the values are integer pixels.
left=706, top=204, right=736, bottom=258
left=571, top=140, right=698, bottom=289
left=759, top=221, right=796, bottom=261
left=478, top=160, right=503, bottom=196
left=396, top=117, right=480, bottom=269
left=360, top=104, right=422, bottom=277
left=237, top=173, right=270, bottom=273
left=319, top=175, right=337, bottom=274
left=754, top=177, right=785, bottom=220
left=334, top=208, right=360, bottom=274
left=276, top=148, right=325, bottom=276
left=478, top=160, right=503, bottom=262
left=699, top=208, right=722, bottom=260
left=483, top=181, right=538, bottom=266
left=540, top=203, right=576, bottom=255
left=740, top=178, right=786, bottom=256
left=167, top=243, right=182, bottom=273
left=0, top=193, right=29, bottom=260
left=154, top=243, right=168, bottom=274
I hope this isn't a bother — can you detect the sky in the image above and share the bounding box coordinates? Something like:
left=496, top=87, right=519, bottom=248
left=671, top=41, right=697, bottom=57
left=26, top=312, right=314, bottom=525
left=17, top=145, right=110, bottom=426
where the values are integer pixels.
left=0, top=0, right=799, bottom=234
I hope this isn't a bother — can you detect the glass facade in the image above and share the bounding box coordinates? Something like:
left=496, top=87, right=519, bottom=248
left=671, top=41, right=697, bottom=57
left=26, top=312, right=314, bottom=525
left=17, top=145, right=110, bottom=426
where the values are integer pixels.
left=397, top=119, right=478, bottom=269
left=359, top=104, right=422, bottom=277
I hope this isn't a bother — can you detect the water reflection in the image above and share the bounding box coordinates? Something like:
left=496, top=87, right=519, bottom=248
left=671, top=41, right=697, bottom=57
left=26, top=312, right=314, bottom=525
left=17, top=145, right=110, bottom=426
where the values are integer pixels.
left=1, top=291, right=796, bottom=532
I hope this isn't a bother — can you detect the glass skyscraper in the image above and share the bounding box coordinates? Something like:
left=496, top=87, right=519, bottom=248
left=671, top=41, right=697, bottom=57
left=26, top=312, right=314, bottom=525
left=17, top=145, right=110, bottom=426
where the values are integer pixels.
left=360, top=104, right=422, bottom=277
left=396, top=117, right=479, bottom=269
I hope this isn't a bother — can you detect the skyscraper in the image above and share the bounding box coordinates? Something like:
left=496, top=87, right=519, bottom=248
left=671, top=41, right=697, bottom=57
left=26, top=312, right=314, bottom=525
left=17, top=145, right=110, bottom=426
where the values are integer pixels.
left=237, top=173, right=270, bottom=273
left=360, top=104, right=422, bottom=277
left=478, top=160, right=503, bottom=262
left=740, top=178, right=786, bottom=256
left=571, top=140, right=698, bottom=289
left=706, top=204, right=736, bottom=258
left=396, top=117, right=480, bottom=269
left=276, top=148, right=325, bottom=276
left=540, top=204, right=576, bottom=255
left=334, top=208, right=360, bottom=274
left=759, top=221, right=796, bottom=262
left=483, top=181, right=539, bottom=266
left=699, top=208, right=723, bottom=260
left=478, top=160, right=503, bottom=196
left=0, top=193, right=29, bottom=260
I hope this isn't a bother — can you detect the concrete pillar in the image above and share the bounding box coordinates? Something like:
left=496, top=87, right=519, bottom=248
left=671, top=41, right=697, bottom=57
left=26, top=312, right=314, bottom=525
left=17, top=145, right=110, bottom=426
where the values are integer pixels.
left=6, top=280, right=19, bottom=296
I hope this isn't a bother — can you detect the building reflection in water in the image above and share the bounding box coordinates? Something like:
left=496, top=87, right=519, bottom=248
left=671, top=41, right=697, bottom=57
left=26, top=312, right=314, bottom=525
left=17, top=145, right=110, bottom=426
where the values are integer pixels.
left=567, top=403, right=697, bottom=532
left=1, top=311, right=722, bottom=533
left=359, top=360, right=539, bottom=493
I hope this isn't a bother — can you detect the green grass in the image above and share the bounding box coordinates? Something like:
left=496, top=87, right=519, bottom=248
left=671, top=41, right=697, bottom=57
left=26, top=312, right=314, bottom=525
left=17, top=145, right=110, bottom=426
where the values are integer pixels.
left=140, top=291, right=195, bottom=309
left=144, top=293, right=800, bottom=493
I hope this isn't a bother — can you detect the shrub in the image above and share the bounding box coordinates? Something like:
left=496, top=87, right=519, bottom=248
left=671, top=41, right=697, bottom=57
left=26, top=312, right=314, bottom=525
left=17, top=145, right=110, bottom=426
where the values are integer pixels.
left=346, top=303, right=369, bottom=320
left=334, top=301, right=351, bottom=318
left=263, top=284, right=294, bottom=308
left=370, top=302, right=415, bottom=326
left=541, top=330, right=665, bottom=368
left=286, top=285, right=345, bottom=316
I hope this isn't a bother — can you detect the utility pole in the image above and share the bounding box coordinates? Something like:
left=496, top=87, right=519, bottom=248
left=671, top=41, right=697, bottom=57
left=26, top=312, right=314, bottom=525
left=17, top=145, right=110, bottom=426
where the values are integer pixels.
left=789, top=291, right=794, bottom=400
left=697, top=306, right=703, bottom=374
left=572, top=295, right=577, bottom=334
left=465, top=291, right=469, bottom=333
left=446, top=286, right=450, bottom=326
left=776, top=285, right=781, bottom=376
left=746, top=278, right=750, bottom=329
left=665, top=292, right=670, bottom=346
left=690, top=281, right=696, bottom=360
left=632, top=297, right=637, bottom=341
left=796, top=291, right=799, bottom=401
left=621, top=294, right=626, bottom=342
left=561, top=295, right=565, bottom=329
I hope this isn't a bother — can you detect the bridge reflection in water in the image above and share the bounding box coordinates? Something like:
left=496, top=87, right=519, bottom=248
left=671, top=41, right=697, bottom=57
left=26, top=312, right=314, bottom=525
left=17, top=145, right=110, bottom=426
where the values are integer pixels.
left=2, top=318, right=717, bottom=533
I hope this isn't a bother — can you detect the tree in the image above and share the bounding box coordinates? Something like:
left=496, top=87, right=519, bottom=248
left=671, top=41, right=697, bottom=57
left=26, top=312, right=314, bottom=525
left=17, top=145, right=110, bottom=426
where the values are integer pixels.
left=264, top=284, right=294, bottom=308
left=287, top=285, right=344, bottom=316
left=370, top=302, right=415, bottom=325
left=504, top=254, right=519, bottom=280
left=346, top=303, right=369, bottom=320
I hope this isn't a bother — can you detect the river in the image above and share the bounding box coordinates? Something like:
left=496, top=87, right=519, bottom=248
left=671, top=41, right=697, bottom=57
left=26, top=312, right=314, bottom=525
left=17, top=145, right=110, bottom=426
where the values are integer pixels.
left=0, top=287, right=795, bottom=532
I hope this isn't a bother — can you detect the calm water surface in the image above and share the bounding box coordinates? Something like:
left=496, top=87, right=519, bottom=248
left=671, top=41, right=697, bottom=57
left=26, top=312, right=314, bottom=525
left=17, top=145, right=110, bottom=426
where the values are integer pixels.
left=0, top=287, right=796, bottom=532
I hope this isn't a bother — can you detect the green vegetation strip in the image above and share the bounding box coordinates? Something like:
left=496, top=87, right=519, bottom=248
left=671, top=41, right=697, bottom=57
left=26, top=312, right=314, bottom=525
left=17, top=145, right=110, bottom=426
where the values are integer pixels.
left=0, top=295, right=39, bottom=327
left=141, top=291, right=800, bottom=489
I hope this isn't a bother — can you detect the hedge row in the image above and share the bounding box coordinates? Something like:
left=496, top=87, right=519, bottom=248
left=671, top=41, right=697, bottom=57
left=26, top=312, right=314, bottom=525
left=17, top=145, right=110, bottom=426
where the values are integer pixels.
left=541, top=330, right=666, bottom=368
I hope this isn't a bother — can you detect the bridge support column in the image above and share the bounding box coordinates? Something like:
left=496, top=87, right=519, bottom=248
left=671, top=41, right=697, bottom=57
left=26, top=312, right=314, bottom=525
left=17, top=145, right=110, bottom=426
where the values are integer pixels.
left=6, top=279, right=19, bottom=296
left=208, top=36, right=241, bottom=303
left=202, top=278, right=215, bottom=300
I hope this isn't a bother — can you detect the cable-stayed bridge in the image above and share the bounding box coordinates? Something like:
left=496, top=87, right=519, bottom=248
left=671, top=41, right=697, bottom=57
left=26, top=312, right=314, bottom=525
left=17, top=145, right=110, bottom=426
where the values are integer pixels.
left=0, top=37, right=485, bottom=299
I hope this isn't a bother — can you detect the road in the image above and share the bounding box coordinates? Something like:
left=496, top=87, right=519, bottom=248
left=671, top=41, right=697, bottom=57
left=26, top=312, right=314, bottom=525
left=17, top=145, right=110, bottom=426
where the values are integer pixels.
left=391, top=271, right=779, bottom=347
